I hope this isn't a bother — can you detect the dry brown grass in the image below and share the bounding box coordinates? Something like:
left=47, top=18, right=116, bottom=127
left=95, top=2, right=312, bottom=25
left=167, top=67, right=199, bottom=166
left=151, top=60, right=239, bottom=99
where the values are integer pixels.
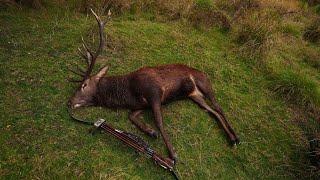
left=0, top=0, right=18, bottom=7
left=215, top=0, right=308, bottom=59
left=72, top=0, right=194, bottom=19
left=214, top=0, right=260, bottom=19
left=304, top=18, right=320, bottom=43
left=301, top=46, right=320, bottom=69
left=189, top=5, right=230, bottom=30
left=77, top=0, right=133, bottom=14
left=231, top=8, right=280, bottom=58
left=36, top=0, right=231, bottom=29
left=13, top=0, right=42, bottom=9
left=156, top=0, right=193, bottom=20
left=259, top=0, right=300, bottom=13
left=307, top=0, right=320, bottom=6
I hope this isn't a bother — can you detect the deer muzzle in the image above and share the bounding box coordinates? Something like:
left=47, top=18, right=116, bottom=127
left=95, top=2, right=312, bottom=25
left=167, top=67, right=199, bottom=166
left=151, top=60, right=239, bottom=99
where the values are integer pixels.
left=68, top=98, right=84, bottom=109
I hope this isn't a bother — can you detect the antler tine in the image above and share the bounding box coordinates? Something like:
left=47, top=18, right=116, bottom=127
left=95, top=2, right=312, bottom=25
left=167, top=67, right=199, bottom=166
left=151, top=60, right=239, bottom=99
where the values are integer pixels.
left=83, top=8, right=106, bottom=77
left=75, top=64, right=86, bottom=74
left=70, top=9, right=107, bottom=81
left=78, top=46, right=92, bottom=67
left=77, top=47, right=87, bottom=62
left=91, top=9, right=106, bottom=60
left=81, top=37, right=93, bottom=58
left=67, top=77, right=83, bottom=83
left=67, top=66, right=85, bottom=77
left=69, top=62, right=87, bottom=73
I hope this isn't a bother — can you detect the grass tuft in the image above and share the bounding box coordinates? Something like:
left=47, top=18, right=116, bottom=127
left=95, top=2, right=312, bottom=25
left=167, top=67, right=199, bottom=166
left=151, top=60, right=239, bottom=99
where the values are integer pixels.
left=301, top=46, right=320, bottom=69
left=304, top=18, right=320, bottom=43
left=268, top=70, right=320, bottom=108
left=189, top=1, right=231, bottom=30
left=231, top=9, right=280, bottom=58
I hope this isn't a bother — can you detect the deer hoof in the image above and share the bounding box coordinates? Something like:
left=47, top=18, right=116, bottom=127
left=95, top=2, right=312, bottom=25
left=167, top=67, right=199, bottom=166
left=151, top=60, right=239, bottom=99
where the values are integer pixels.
left=235, top=137, right=240, bottom=145
left=171, top=153, right=178, bottom=164
left=230, top=138, right=240, bottom=147
left=149, top=130, right=159, bottom=138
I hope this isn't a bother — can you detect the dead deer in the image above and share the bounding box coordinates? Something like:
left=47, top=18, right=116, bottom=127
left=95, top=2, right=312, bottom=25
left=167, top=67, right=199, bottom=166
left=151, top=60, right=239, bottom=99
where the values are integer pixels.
left=68, top=9, right=239, bottom=162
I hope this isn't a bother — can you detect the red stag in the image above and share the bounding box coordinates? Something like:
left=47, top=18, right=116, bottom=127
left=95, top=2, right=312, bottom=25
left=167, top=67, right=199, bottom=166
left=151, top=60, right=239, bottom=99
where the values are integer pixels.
left=68, top=9, right=239, bottom=162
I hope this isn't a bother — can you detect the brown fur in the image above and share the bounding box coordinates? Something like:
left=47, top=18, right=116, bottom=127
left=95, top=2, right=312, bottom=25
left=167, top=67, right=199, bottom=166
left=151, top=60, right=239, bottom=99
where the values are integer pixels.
left=69, top=63, right=239, bottom=161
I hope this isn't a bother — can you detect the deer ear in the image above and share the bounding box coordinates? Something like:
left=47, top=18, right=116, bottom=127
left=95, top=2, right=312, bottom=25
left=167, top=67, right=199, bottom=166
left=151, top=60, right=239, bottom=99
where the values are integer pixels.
left=95, top=66, right=109, bottom=79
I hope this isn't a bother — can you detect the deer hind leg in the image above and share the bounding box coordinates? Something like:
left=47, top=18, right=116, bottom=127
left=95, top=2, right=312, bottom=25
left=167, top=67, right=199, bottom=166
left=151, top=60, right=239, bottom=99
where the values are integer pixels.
left=207, top=93, right=239, bottom=144
left=129, top=110, right=158, bottom=138
left=189, top=93, right=238, bottom=145
left=188, top=77, right=239, bottom=145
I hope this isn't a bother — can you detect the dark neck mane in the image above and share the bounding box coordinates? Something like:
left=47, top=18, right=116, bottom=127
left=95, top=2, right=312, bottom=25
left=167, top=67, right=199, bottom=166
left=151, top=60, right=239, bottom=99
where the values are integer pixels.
left=94, top=75, right=133, bottom=108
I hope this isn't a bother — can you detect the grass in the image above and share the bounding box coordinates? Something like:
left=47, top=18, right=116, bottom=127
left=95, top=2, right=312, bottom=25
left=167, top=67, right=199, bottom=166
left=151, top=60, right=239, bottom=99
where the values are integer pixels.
left=0, top=3, right=319, bottom=179
left=218, top=0, right=320, bottom=117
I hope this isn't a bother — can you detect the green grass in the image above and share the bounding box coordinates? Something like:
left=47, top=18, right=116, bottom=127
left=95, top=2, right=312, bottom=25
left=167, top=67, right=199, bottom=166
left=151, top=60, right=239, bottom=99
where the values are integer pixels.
left=0, top=6, right=316, bottom=179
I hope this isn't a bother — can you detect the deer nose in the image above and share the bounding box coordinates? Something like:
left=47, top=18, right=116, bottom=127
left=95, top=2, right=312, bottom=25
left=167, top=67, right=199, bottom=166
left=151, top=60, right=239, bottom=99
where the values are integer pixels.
left=68, top=99, right=82, bottom=109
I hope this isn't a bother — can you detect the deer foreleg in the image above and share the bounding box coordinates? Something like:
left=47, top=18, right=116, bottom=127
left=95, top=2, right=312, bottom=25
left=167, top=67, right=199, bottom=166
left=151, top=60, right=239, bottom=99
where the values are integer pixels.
left=151, top=101, right=177, bottom=162
left=129, top=110, right=158, bottom=138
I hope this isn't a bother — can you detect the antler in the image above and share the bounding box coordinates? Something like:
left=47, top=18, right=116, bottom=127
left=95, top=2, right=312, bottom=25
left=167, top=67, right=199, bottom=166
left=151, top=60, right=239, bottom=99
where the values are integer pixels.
left=69, top=9, right=110, bottom=82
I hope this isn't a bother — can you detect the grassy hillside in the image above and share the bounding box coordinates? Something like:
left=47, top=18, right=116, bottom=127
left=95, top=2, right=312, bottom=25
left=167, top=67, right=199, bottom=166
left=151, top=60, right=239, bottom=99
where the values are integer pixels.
left=1, top=0, right=319, bottom=179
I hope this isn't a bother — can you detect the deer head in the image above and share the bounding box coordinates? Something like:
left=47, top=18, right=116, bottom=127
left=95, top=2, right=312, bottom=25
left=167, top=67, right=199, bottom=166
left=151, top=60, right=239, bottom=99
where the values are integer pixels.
left=68, top=9, right=109, bottom=109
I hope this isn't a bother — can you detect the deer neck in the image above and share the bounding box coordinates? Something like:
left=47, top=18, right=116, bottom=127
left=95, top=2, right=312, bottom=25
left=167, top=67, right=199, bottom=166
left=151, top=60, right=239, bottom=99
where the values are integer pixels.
left=94, top=75, right=133, bottom=108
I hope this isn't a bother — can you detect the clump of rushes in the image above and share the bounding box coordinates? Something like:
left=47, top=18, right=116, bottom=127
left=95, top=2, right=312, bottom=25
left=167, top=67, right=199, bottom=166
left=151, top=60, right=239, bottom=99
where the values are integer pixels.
left=231, top=8, right=280, bottom=58
left=189, top=0, right=231, bottom=30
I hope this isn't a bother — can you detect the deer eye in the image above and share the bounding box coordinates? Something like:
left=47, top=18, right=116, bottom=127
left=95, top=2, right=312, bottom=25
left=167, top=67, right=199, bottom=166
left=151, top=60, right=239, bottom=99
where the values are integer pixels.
left=82, top=83, right=87, bottom=90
